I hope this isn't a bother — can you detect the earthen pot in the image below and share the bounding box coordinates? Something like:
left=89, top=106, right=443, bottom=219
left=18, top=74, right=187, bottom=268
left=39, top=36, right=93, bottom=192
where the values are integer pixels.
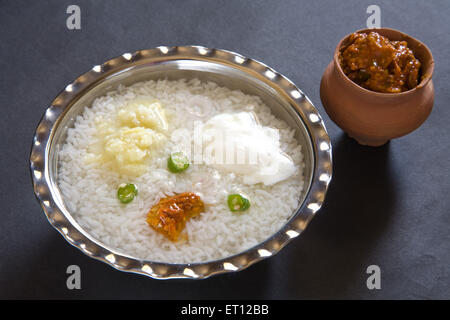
left=320, top=28, right=434, bottom=146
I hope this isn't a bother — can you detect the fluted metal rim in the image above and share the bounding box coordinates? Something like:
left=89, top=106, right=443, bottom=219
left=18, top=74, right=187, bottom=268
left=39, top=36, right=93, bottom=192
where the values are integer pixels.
left=30, top=46, right=333, bottom=279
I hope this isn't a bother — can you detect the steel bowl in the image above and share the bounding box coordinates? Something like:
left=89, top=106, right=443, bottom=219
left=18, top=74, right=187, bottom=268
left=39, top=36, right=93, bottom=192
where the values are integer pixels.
left=30, top=46, right=332, bottom=279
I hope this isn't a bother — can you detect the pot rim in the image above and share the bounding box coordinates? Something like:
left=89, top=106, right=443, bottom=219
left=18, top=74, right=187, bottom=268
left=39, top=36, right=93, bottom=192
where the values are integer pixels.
left=333, top=27, right=434, bottom=97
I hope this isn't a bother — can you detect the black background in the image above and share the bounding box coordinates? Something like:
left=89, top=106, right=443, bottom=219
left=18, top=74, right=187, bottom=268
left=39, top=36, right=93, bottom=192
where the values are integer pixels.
left=1, top=0, right=449, bottom=299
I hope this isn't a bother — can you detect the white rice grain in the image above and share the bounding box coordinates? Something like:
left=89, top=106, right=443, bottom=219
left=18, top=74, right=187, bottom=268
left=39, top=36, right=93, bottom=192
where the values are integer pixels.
left=58, top=79, right=305, bottom=263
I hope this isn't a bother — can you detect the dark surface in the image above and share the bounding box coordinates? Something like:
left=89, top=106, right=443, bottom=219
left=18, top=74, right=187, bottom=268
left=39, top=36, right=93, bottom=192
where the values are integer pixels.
left=1, top=0, right=449, bottom=299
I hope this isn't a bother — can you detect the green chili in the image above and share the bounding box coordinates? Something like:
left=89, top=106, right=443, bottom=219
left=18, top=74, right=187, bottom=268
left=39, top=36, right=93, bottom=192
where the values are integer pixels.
left=117, top=183, right=138, bottom=204
left=168, top=152, right=190, bottom=173
left=227, top=194, right=250, bottom=212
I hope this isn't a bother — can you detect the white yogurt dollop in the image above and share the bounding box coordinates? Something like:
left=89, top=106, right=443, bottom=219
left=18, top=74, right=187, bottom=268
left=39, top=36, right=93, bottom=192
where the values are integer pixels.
left=199, top=112, right=296, bottom=185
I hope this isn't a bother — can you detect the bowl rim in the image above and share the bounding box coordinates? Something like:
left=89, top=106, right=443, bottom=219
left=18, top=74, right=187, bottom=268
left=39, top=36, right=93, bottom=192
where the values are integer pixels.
left=333, top=27, right=435, bottom=97
left=29, top=45, right=333, bottom=279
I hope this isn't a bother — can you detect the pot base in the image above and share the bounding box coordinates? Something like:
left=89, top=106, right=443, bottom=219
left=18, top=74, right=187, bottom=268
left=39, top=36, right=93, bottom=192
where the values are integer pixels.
left=348, top=133, right=389, bottom=147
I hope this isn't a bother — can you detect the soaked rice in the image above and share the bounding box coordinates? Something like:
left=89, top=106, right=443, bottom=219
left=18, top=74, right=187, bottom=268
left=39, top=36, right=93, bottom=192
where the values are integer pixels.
left=58, top=78, right=305, bottom=263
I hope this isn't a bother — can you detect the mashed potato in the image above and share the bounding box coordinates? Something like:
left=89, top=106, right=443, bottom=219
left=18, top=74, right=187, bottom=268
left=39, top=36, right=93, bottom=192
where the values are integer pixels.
left=85, top=99, right=167, bottom=176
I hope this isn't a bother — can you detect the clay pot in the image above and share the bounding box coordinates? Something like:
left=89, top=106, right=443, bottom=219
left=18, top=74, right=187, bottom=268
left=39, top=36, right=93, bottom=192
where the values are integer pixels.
left=320, top=28, right=434, bottom=146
